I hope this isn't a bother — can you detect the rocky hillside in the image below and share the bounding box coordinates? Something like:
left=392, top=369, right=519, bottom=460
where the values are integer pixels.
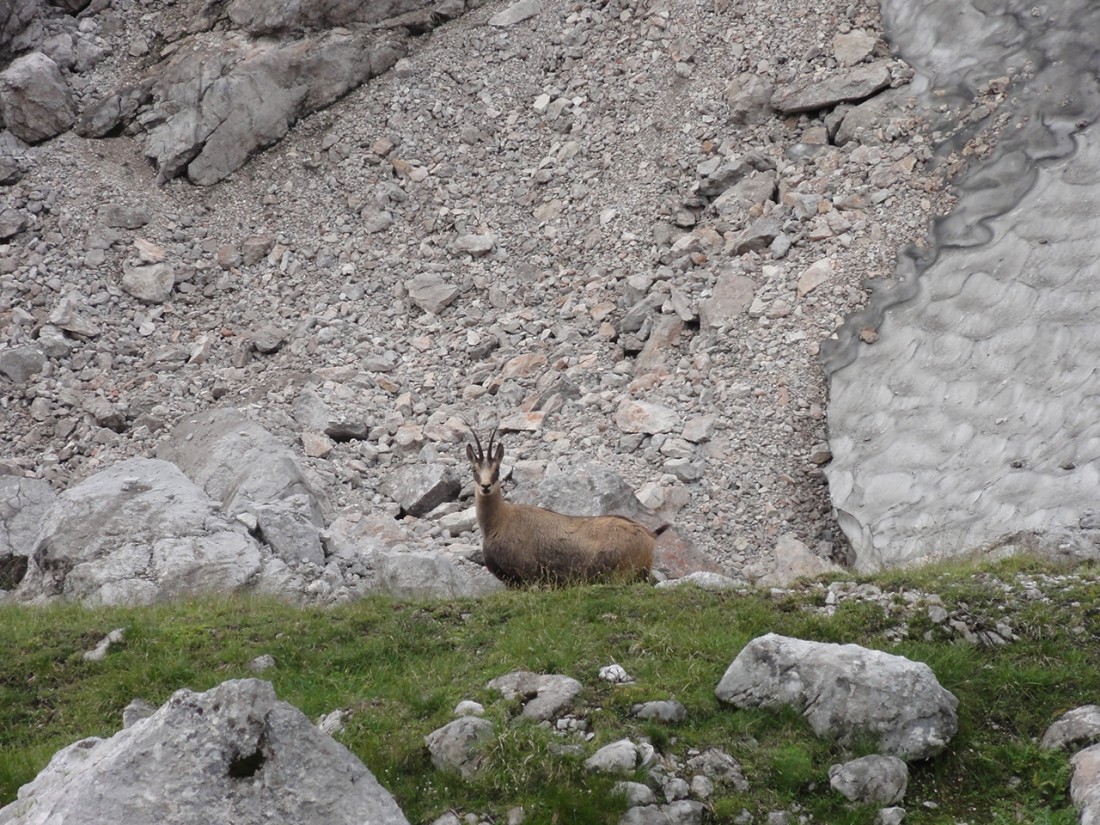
left=2, top=0, right=1002, bottom=586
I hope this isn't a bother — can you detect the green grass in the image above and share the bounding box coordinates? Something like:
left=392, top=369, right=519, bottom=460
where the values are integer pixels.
left=1, top=557, right=1096, bottom=823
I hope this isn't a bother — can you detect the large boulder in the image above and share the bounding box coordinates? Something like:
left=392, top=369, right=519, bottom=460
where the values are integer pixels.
left=157, top=408, right=327, bottom=566
left=715, top=634, right=958, bottom=760
left=13, top=458, right=263, bottom=606
left=0, top=678, right=410, bottom=825
left=0, top=52, right=76, bottom=143
left=140, top=31, right=405, bottom=184
left=520, top=460, right=647, bottom=520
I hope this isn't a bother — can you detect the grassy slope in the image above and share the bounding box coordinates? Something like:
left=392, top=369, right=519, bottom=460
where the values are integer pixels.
left=0, top=556, right=1094, bottom=824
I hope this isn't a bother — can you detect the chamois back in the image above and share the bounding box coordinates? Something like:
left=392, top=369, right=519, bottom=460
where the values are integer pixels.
left=467, top=429, right=655, bottom=586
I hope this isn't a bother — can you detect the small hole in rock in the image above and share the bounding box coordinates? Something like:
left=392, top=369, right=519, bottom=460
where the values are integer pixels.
left=228, top=749, right=266, bottom=778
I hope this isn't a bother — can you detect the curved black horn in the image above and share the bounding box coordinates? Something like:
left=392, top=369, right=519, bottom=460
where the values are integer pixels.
left=471, top=429, right=485, bottom=461
left=487, top=426, right=498, bottom=457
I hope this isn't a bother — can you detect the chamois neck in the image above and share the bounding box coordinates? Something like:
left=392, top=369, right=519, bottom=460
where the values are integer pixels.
left=475, top=487, right=506, bottom=532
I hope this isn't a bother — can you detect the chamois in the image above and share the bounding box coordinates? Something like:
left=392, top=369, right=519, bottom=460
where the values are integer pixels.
left=466, top=429, right=655, bottom=586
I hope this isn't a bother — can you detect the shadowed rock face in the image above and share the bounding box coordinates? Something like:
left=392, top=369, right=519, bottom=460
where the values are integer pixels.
left=823, top=0, right=1100, bottom=570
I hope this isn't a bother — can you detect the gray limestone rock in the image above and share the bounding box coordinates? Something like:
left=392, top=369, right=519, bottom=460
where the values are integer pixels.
left=716, top=634, right=958, bottom=760
left=0, top=679, right=410, bottom=825
left=0, top=207, right=27, bottom=239
left=833, top=29, right=879, bottom=66
left=252, top=495, right=326, bottom=567
left=377, top=550, right=502, bottom=598
left=828, top=754, right=908, bottom=805
left=1073, top=745, right=1100, bottom=824
left=771, top=61, right=893, bottom=114
left=584, top=739, right=638, bottom=774
left=424, top=716, right=494, bottom=779
left=684, top=748, right=748, bottom=791
left=489, top=0, right=541, bottom=26
left=699, top=269, right=754, bottom=330
left=383, top=463, right=460, bottom=516
left=0, top=476, right=55, bottom=589
left=14, top=458, right=264, bottom=605
left=0, top=52, right=76, bottom=144
left=142, top=31, right=406, bottom=184
left=97, top=204, right=151, bottom=229
left=487, top=671, right=583, bottom=721
left=711, top=170, right=777, bottom=216
left=157, top=408, right=326, bottom=523
left=615, top=400, right=679, bottom=435
left=834, top=87, right=913, bottom=146
left=619, top=801, right=706, bottom=825
left=228, top=0, right=437, bottom=34
left=757, top=533, right=841, bottom=587
left=120, top=262, right=175, bottom=304
left=48, top=292, right=100, bottom=337
left=1041, top=705, right=1100, bottom=751
left=524, top=458, right=645, bottom=519
left=614, top=781, right=657, bottom=807
left=75, top=81, right=153, bottom=139
left=632, top=700, right=687, bottom=723
left=728, top=217, right=782, bottom=255
left=406, top=273, right=459, bottom=314
left=0, top=345, right=47, bottom=384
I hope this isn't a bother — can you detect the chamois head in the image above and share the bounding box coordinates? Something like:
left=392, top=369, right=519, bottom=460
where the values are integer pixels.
left=466, top=428, right=504, bottom=498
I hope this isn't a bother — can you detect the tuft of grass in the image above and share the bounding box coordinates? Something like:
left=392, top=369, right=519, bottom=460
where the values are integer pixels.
left=0, top=557, right=1097, bottom=823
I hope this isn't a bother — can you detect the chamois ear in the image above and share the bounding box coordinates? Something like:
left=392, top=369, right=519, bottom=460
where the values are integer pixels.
left=493, top=442, right=504, bottom=465
left=466, top=442, right=477, bottom=463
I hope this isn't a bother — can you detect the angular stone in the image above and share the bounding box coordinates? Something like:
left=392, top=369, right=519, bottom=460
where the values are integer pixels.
left=771, top=61, right=892, bottom=114
left=121, top=262, right=175, bottom=304
left=0, top=476, right=56, bottom=589
left=500, top=353, right=547, bottom=379
left=712, top=170, right=777, bottom=216
left=406, top=274, right=459, bottom=315
left=653, top=529, right=727, bottom=580
left=156, top=408, right=326, bottom=523
left=143, top=32, right=406, bottom=184
left=487, top=671, right=583, bottom=721
left=728, top=218, right=781, bottom=255
left=521, top=459, right=645, bottom=520
left=49, top=293, right=100, bottom=337
left=685, top=748, right=749, bottom=791
left=700, top=270, right=755, bottom=329
left=0, top=52, right=76, bottom=144
left=450, top=233, right=496, bottom=257
left=383, top=464, right=460, bottom=517
left=833, top=29, right=878, bottom=67
left=0, top=345, right=47, bottom=384
left=797, top=259, right=834, bottom=297
left=615, top=400, right=679, bottom=434
left=758, top=533, right=841, bottom=587
left=377, top=551, right=501, bottom=599
left=1072, top=744, right=1100, bottom=824
left=682, top=415, right=716, bottom=443
left=489, top=0, right=541, bottom=26
left=98, top=204, right=151, bottom=229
